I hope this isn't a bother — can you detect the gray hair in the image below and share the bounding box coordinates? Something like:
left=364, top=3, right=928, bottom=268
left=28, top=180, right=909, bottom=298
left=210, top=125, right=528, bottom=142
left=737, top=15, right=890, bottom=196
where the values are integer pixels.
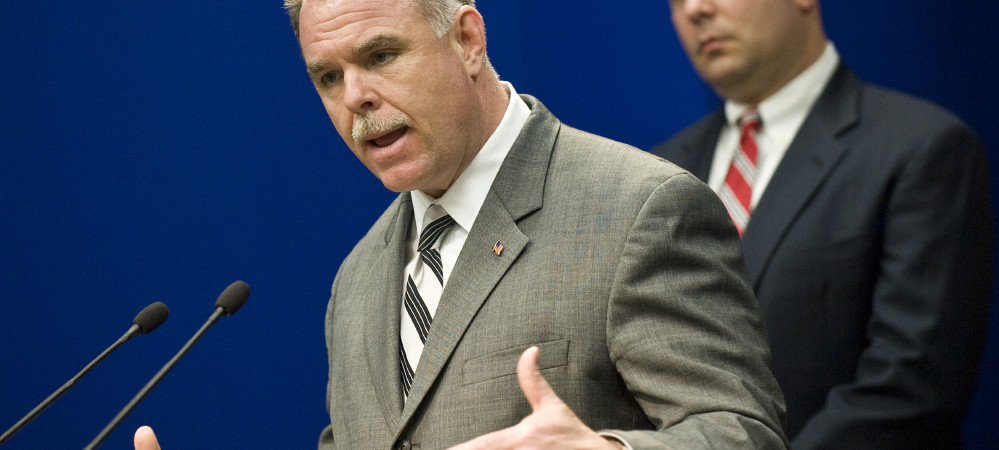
left=283, top=0, right=474, bottom=40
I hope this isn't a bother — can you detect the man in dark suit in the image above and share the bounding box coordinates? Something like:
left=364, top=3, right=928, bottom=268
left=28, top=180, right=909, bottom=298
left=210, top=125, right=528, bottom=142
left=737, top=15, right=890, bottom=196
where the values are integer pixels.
left=653, top=0, right=993, bottom=448
left=135, top=0, right=788, bottom=448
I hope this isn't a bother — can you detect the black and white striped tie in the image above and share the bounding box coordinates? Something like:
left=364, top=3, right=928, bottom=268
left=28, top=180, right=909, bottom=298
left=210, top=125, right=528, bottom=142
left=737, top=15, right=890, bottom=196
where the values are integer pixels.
left=400, top=208, right=456, bottom=396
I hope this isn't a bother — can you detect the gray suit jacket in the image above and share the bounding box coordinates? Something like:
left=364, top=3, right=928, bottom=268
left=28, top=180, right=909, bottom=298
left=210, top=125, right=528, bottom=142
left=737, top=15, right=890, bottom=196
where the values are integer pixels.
left=320, top=95, right=788, bottom=449
left=652, top=65, right=993, bottom=448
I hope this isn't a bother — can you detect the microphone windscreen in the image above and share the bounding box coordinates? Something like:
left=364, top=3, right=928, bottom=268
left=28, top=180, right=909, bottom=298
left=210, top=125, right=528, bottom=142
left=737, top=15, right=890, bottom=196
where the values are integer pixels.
left=215, top=280, right=250, bottom=316
left=133, top=301, right=170, bottom=335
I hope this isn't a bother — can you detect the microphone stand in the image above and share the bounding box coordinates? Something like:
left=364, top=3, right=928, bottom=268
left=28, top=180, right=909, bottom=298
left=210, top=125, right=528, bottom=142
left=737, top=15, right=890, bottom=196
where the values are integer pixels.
left=84, top=308, right=226, bottom=449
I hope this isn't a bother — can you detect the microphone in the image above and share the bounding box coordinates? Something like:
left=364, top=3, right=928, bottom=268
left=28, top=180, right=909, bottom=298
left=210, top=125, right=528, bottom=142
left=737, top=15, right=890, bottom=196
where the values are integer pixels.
left=84, top=281, right=250, bottom=449
left=0, top=302, right=169, bottom=445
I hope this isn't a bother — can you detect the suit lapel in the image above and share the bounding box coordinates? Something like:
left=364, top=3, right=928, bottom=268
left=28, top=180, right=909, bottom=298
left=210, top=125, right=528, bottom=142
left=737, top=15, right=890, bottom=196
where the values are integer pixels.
left=396, top=95, right=556, bottom=432
left=364, top=194, right=413, bottom=428
left=742, top=64, right=861, bottom=286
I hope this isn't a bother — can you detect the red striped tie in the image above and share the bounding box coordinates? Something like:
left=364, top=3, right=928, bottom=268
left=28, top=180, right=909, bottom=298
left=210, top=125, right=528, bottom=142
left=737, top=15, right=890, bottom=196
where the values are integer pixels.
left=720, top=107, right=761, bottom=236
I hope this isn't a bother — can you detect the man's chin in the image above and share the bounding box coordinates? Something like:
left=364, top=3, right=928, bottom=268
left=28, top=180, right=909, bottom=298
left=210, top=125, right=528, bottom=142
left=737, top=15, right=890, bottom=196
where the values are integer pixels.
left=375, top=173, right=422, bottom=194
left=379, top=177, right=447, bottom=198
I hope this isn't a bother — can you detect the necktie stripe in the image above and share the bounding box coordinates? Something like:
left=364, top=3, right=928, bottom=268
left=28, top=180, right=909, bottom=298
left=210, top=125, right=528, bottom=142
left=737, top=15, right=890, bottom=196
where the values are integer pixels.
left=725, top=165, right=753, bottom=192
left=731, top=152, right=756, bottom=185
left=418, top=216, right=456, bottom=251
left=719, top=186, right=750, bottom=228
left=404, top=277, right=433, bottom=341
left=399, top=342, right=414, bottom=393
left=421, top=249, right=445, bottom=284
left=403, top=298, right=431, bottom=342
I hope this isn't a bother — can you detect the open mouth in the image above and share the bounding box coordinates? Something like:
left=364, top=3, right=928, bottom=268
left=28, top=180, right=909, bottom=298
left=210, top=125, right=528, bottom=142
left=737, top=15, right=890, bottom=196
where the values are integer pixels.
left=367, top=127, right=408, bottom=148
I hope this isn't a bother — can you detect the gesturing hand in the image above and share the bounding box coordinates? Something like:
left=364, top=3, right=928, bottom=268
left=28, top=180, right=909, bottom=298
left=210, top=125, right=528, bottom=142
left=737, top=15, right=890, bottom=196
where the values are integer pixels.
left=447, top=346, right=622, bottom=450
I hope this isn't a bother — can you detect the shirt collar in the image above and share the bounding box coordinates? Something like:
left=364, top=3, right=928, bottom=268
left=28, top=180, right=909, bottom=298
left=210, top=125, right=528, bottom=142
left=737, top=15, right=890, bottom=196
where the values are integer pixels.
left=411, top=81, right=531, bottom=235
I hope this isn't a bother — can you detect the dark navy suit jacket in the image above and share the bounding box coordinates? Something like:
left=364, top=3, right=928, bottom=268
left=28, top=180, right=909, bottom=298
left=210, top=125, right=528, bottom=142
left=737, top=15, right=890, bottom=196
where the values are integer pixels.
left=652, top=64, right=993, bottom=449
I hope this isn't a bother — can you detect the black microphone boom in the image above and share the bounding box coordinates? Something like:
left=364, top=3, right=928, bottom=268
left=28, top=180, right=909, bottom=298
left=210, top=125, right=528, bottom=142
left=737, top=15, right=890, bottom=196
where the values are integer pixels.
left=0, top=302, right=169, bottom=446
left=84, top=281, right=251, bottom=449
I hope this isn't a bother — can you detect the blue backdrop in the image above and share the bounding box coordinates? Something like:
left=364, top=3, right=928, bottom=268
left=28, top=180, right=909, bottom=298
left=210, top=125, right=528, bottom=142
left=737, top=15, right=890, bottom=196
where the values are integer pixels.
left=2, top=1, right=996, bottom=448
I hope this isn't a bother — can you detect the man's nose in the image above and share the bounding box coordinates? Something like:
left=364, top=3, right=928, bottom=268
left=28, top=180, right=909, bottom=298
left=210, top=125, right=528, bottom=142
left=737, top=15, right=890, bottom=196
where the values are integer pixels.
left=680, top=0, right=715, bottom=20
left=342, top=71, right=379, bottom=114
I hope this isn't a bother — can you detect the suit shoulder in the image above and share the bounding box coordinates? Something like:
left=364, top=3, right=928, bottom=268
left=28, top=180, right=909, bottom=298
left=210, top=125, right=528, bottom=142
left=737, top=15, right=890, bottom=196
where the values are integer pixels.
left=832, top=81, right=984, bottom=171
left=556, top=124, right=691, bottom=182
left=649, top=110, right=724, bottom=168
left=545, top=125, right=715, bottom=213
left=339, top=195, right=405, bottom=261
left=858, top=82, right=977, bottom=139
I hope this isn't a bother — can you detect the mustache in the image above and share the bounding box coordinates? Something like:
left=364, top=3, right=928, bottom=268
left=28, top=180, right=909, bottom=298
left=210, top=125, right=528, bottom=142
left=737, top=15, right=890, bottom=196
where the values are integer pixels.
left=352, top=113, right=411, bottom=146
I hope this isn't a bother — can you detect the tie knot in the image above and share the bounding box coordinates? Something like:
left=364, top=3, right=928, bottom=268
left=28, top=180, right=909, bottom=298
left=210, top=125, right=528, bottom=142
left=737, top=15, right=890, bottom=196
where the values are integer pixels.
left=738, top=107, right=761, bottom=133
left=418, top=209, right=456, bottom=252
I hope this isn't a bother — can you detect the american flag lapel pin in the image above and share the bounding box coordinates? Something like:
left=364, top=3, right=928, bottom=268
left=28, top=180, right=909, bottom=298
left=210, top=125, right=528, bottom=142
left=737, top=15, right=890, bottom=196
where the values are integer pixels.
left=492, top=241, right=504, bottom=256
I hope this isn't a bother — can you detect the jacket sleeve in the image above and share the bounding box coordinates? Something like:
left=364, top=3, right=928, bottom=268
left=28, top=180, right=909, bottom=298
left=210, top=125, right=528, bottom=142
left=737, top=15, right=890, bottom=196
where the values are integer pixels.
left=603, top=172, right=789, bottom=449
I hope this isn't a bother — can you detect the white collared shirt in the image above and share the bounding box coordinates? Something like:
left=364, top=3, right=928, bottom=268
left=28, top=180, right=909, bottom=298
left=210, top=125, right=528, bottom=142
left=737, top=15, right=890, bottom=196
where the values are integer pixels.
left=707, top=42, right=840, bottom=207
left=405, top=81, right=531, bottom=289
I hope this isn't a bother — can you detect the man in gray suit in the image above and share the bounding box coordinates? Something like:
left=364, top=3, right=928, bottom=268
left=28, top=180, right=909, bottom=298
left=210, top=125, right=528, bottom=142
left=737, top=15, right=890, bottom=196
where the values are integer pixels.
left=295, top=1, right=791, bottom=448
left=652, top=0, right=993, bottom=448
left=134, top=0, right=786, bottom=448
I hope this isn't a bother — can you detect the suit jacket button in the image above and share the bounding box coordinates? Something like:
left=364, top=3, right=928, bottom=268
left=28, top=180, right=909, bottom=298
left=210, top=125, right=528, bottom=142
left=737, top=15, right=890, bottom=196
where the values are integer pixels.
left=397, top=440, right=411, bottom=450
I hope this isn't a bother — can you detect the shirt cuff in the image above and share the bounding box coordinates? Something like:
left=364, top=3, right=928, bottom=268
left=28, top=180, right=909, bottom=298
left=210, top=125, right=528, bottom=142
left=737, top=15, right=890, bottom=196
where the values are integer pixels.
left=598, top=431, right=634, bottom=450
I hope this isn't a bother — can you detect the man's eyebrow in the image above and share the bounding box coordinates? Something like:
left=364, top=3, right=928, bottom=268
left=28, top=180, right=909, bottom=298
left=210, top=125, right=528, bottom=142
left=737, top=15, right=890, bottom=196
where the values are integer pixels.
left=306, top=34, right=402, bottom=77
left=351, top=34, right=401, bottom=58
left=307, top=61, right=329, bottom=76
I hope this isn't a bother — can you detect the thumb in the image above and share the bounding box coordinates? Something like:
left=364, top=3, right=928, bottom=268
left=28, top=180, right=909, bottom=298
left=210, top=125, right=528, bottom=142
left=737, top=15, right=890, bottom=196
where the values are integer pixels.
left=516, top=346, right=562, bottom=412
left=134, top=425, right=161, bottom=450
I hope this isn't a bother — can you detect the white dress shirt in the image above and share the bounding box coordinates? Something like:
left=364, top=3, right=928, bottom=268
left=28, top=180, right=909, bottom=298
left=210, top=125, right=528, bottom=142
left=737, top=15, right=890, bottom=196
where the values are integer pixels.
left=707, top=42, right=841, bottom=208
left=400, top=82, right=531, bottom=370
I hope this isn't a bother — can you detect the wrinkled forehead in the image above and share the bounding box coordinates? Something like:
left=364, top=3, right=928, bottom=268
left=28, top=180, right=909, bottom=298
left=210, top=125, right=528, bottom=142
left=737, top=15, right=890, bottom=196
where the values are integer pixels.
left=301, top=0, right=420, bottom=21
left=298, top=0, right=433, bottom=64
left=300, top=0, right=425, bottom=36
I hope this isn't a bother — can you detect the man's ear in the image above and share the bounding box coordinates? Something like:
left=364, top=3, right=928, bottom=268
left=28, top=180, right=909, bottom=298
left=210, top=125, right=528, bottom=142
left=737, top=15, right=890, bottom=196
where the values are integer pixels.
left=452, top=6, right=487, bottom=77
